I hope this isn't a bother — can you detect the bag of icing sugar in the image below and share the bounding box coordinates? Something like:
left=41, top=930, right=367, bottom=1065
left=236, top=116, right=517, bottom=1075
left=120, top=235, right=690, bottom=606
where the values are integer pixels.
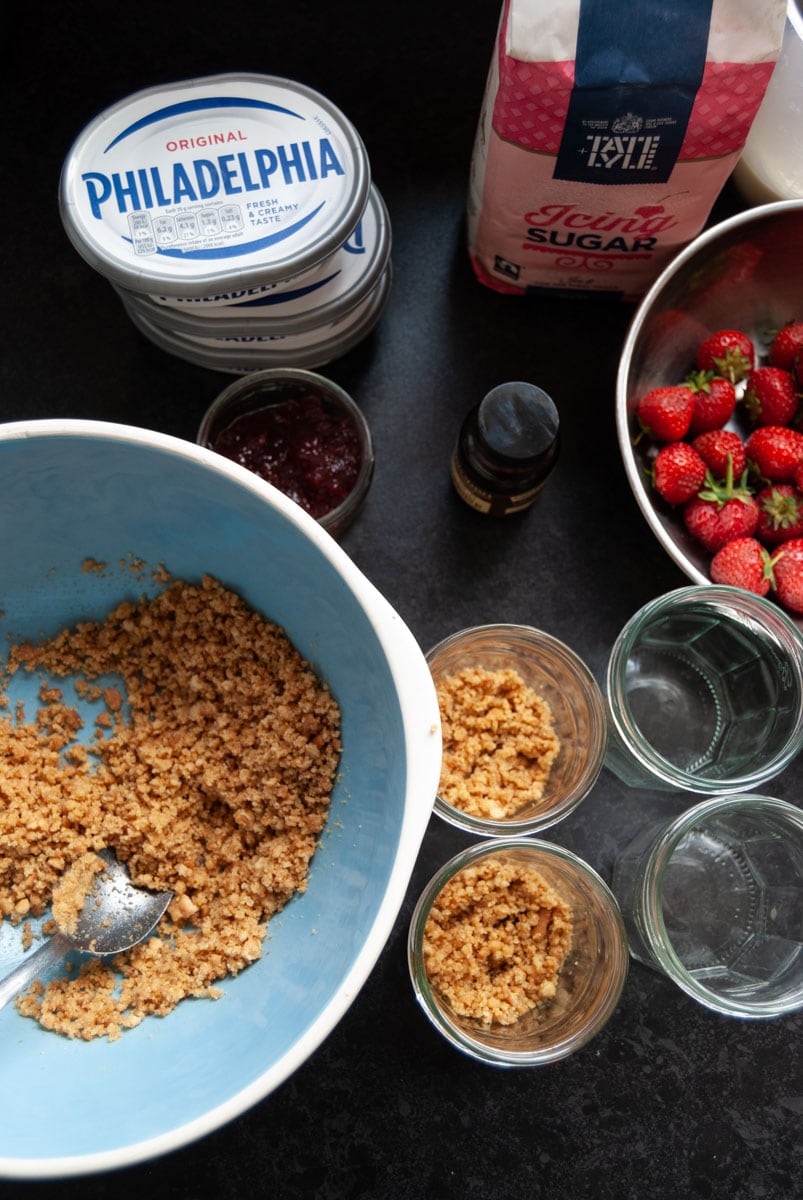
left=467, top=0, right=788, bottom=301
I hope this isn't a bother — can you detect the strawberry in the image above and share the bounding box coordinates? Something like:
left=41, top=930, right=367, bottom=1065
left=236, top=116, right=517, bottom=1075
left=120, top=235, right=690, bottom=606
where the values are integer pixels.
left=684, top=370, right=736, bottom=433
left=695, top=329, right=755, bottom=383
left=710, top=537, right=775, bottom=596
left=745, top=425, right=803, bottom=483
left=768, top=321, right=803, bottom=372
left=685, top=494, right=759, bottom=553
left=753, top=484, right=801, bottom=547
left=651, top=442, right=707, bottom=505
left=683, top=464, right=759, bottom=553
left=755, top=484, right=803, bottom=545
left=742, top=366, right=799, bottom=427
left=691, top=429, right=747, bottom=479
left=773, top=538, right=803, bottom=613
left=635, top=385, right=695, bottom=443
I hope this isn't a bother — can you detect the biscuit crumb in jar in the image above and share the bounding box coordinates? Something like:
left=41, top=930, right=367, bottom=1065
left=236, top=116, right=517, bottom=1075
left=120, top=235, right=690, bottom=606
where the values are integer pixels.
left=435, top=666, right=560, bottom=819
left=422, top=858, right=573, bottom=1026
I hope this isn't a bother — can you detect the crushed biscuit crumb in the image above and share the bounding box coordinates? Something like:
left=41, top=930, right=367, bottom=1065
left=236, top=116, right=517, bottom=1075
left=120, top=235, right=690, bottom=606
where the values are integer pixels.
left=0, top=574, right=341, bottom=1041
left=50, top=852, right=107, bottom=939
left=435, top=667, right=560, bottom=819
left=423, top=858, right=573, bottom=1026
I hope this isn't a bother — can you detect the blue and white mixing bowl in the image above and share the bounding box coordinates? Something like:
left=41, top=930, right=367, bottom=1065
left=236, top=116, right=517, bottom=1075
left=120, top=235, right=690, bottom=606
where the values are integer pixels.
left=0, top=419, right=442, bottom=1178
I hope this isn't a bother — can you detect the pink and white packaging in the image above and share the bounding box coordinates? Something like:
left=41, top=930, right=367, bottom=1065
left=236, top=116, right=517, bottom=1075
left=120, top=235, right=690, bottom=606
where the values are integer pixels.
left=467, top=0, right=787, bottom=301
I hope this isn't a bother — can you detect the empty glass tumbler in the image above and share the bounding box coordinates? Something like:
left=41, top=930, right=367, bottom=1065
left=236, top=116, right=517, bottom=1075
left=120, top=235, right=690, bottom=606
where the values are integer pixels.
left=605, top=586, right=803, bottom=793
left=612, top=794, right=803, bottom=1019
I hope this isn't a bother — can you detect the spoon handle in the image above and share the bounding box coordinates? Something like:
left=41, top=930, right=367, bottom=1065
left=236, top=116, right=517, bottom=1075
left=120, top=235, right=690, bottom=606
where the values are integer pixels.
left=0, top=933, right=72, bottom=1011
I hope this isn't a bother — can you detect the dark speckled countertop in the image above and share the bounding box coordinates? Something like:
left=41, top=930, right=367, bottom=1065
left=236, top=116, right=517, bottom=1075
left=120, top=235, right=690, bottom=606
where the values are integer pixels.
left=1, top=3, right=801, bottom=1197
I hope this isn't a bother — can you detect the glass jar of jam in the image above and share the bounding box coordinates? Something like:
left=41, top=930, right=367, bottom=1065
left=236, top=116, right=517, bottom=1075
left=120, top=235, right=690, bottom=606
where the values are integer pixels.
left=198, top=368, right=374, bottom=539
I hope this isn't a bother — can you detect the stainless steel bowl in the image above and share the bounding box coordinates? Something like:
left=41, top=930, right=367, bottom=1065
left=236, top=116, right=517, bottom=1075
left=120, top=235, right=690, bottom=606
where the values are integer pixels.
left=616, top=200, right=803, bottom=625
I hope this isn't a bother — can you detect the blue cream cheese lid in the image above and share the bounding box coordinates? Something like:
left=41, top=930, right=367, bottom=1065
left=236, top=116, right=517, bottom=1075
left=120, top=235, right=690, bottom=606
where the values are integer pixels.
left=59, top=73, right=371, bottom=297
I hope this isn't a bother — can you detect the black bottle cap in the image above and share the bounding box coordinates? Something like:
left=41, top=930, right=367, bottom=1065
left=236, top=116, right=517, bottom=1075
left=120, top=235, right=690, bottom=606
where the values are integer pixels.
left=477, top=382, right=559, bottom=464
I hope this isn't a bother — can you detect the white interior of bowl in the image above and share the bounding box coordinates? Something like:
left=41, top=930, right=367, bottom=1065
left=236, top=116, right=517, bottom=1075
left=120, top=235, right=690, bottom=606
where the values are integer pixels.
left=616, top=199, right=803, bottom=630
left=0, top=419, right=442, bottom=1179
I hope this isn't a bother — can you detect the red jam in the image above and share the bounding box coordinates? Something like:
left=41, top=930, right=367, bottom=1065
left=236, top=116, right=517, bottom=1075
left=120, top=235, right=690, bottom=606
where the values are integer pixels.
left=212, top=392, right=362, bottom=520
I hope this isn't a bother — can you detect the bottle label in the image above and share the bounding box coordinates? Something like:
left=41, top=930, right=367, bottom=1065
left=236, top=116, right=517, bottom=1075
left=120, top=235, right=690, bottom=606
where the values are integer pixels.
left=450, top=453, right=545, bottom=516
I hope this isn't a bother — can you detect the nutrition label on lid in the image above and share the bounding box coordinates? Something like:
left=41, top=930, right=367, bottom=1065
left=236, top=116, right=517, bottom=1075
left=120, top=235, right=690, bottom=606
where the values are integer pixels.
left=129, top=206, right=248, bottom=253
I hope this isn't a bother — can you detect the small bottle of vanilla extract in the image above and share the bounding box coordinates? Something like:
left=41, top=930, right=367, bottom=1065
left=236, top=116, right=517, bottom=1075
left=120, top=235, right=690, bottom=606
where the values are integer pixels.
left=450, top=381, right=560, bottom=516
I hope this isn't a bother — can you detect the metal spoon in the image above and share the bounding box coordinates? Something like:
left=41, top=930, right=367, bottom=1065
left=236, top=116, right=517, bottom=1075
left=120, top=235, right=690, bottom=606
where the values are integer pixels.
left=0, top=849, right=173, bottom=1010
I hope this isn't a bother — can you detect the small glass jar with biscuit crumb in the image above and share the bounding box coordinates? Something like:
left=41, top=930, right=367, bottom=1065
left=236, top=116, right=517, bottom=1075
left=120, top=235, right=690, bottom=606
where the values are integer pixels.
left=426, top=624, right=608, bottom=837
left=408, top=839, right=628, bottom=1066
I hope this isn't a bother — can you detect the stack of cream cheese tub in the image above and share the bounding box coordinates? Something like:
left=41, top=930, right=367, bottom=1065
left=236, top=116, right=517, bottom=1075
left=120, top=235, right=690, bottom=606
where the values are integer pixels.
left=60, top=73, right=392, bottom=373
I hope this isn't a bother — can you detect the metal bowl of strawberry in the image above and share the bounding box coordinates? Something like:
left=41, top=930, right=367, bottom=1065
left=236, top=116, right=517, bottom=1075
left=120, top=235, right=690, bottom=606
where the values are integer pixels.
left=616, top=199, right=803, bottom=627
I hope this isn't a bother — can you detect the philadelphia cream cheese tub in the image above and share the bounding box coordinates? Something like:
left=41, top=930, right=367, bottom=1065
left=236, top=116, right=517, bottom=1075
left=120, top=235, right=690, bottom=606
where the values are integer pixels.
left=60, top=72, right=391, bottom=369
